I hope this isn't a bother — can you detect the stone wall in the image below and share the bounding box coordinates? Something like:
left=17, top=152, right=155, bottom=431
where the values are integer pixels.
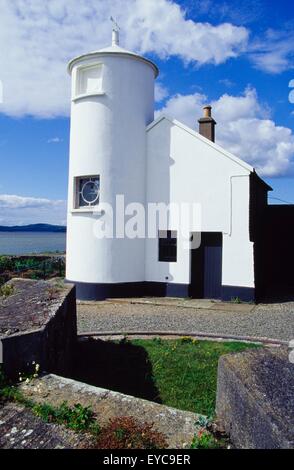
left=216, top=348, right=294, bottom=449
left=0, top=279, right=77, bottom=380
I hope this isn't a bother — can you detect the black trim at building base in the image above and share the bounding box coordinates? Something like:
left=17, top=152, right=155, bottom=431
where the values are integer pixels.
left=67, top=281, right=145, bottom=301
left=144, top=282, right=190, bottom=298
left=67, top=280, right=190, bottom=301
left=68, top=280, right=255, bottom=302
left=221, top=286, right=255, bottom=302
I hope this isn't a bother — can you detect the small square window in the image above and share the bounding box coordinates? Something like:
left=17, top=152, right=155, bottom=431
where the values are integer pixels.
left=75, top=176, right=100, bottom=209
left=76, top=64, right=103, bottom=97
left=158, top=230, right=177, bottom=262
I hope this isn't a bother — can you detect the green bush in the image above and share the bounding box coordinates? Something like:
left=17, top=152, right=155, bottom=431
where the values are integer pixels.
left=0, top=256, right=14, bottom=272
left=0, top=284, right=14, bottom=298
left=191, top=430, right=224, bottom=449
left=0, top=256, right=65, bottom=280
left=95, top=416, right=167, bottom=449
left=15, top=259, right=39, bottom=271
left=0, top=274, right=10, bottom=287
left=33, top=401, right=100, bottom=434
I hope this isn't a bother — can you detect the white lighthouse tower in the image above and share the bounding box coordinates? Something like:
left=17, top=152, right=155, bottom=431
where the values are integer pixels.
left=66, top=25, right=159, bottom=299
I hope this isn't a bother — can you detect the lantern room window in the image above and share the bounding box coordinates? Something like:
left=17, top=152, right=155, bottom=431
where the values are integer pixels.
left=74, top=176, right=100, bottom=209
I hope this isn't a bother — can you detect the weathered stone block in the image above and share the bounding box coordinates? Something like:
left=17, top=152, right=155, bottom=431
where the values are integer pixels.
left=216, top=348, right=294, bottom=449
left=0, top=279, right=77, bottom=379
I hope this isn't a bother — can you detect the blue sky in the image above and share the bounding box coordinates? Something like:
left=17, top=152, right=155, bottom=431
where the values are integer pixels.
left=0, top=0, right=293, bottom=225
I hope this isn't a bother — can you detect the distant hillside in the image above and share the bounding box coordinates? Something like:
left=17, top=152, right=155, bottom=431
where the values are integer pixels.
left=0, top=224, right=66, bottom=233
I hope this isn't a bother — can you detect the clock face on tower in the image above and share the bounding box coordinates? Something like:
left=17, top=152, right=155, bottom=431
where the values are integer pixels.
left=76, top=176, right=100, bottom=208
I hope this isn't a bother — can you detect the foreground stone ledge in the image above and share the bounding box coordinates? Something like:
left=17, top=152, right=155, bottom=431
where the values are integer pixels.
left=216, top=347, right=294, bottom=449
left=0, top=279, right=77, bottom=379
left=20, top=374, right=203, bottom=449
left=0, top=402, right=92, bottom=449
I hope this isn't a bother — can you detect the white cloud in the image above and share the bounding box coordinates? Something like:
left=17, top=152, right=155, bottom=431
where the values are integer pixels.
left=156, top=88, right=294, bottom=176
left=0, top=0, right=249, bottom=118
left=211, top=88, right=271, bottom=121
left=192, top=0, right=265, bottom=26
left=155, top=92, right=207, bottom=126
left=0, top=195, right=66, bottom=225
left=289, top=79, right=294, bottom=104
left=249, top=29, right=294, bottom=74
left=155, top=83, right=169, bottom=103
left=125, top=0, right=248, bottom=63
left=218, top=78, right=235, bottom=88
left=47, top=137, right=63, bottom=144
left=0, top=194, right=64, bottom=209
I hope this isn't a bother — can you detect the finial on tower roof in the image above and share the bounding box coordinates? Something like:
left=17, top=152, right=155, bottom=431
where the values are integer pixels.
left=110, top=16, right=120, bottom=46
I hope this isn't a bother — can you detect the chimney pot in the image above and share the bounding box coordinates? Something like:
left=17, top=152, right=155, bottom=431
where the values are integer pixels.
left=203, top=105, right=212, bottom=118
left=198, top=105, right=216, bottom=142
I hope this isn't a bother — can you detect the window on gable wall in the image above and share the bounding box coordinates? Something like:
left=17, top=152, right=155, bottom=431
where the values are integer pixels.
left=158, top=230, right=177, bottom=262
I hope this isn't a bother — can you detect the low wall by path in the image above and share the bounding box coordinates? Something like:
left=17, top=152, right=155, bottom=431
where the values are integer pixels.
left=0, top=279, right=77, bottom=379
left=216, top=347, right=294, bottom=449
left=20, top=374, right=204, bottom=449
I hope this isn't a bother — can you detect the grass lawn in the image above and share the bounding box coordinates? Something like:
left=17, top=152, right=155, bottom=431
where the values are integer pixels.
left=129, top=338, right=259, bottom=416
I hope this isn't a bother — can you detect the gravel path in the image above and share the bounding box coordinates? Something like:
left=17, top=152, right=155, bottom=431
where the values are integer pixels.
left=77, top=300, right=294, bottom=343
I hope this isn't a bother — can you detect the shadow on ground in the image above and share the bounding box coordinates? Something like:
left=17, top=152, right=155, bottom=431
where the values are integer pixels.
left=68, top=338, right=161, bottom=403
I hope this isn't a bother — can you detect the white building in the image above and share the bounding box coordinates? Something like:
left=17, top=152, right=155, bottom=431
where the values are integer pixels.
left=66, top=30, right=271, bottom=302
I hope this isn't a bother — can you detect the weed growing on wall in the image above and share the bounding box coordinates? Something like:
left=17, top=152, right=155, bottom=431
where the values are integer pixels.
left=33, top=401, right=100, bottom=434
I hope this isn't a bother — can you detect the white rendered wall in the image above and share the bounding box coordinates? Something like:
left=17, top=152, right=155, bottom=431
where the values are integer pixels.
left=222, top=176, right=254, bottom=288
left=66, top=54, right=155, bottom=284
left=145, top=118, right=255, bottom=288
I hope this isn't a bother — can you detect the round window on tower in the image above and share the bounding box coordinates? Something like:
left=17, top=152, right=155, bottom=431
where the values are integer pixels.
left=81, top=180, right=100, bottom=204
left=75, top=176, right=100, bottom=208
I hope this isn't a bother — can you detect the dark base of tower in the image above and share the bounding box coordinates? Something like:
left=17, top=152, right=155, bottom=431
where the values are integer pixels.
left=66, top=280, right=255, bottom=302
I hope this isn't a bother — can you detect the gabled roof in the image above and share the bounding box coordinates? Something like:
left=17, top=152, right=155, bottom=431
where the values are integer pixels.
left=146, top=115, right=254, bottom=173
left=251, top=172, right=272, bottom=191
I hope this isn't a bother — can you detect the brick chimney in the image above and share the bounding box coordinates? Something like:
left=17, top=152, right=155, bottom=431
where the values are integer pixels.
left=198, top=105, right=216, bottom=142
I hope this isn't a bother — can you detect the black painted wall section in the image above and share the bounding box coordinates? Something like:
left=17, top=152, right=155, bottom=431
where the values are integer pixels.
left=71, top=281, right=146, bottom=301
left=71, top=281, right=190, bottom=301
left=144, top=282, right=190, bottom=298
left=221, top=286, right=255, bottom=303
left=70, top=280, right=255, bottom=302
left=249, top=174, right=294, bottom=302
left=255, top=205, right=294, bottom=301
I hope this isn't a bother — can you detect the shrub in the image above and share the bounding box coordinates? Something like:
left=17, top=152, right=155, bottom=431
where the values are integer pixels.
left=179, top=336, right=193, bottom=344
left=0, top=367, right=25, bottom=405
left=0, top=284, right=14, bottom=298
left=0, top=256, right=14, bottom=272
left=191, top=429, right=223, bottom=449
left=33, top=401, right=100, bottom=434
left=0, top=274, right=9, bottom=287
left=152, top=337, right=163, bottom=345
left=94, top=416, right=168, bottom=449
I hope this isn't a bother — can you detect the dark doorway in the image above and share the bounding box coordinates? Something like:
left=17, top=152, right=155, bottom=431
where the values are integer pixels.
left=190, top=232, right=223, bottom=299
